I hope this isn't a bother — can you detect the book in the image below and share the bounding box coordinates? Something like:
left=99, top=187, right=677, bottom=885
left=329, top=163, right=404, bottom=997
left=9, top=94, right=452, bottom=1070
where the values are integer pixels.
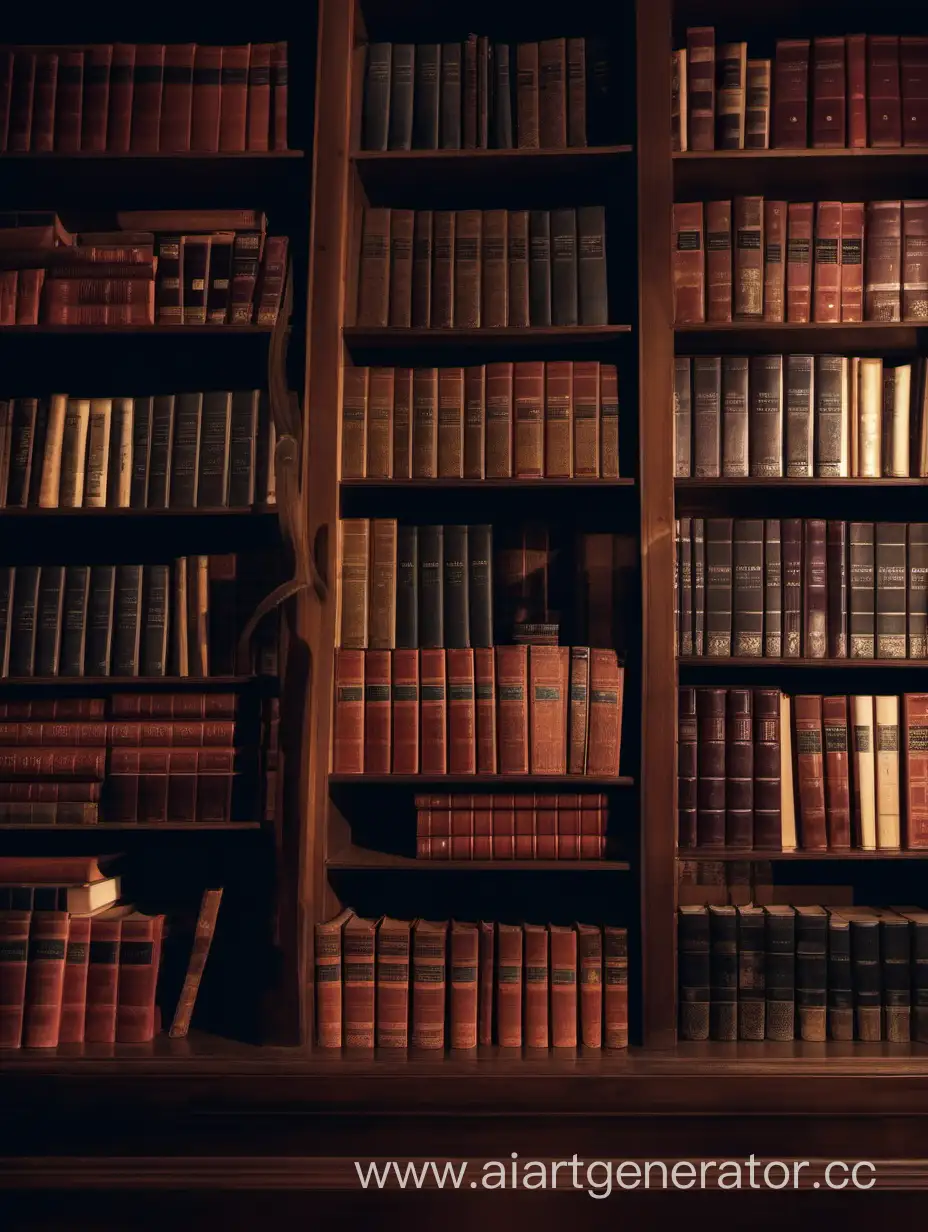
left=773, top=39, right=809, bottom=148
left=852, top=694, right=877, bottom=849
left=672, top=202, right=704, bottom=323
left=764, top=905, right=796, bottom=1041
left=793, top=694, right=827, bottom=849
left=686, top=28, right=715, bottom=151
left=678, top=905, right=710, bottom=1039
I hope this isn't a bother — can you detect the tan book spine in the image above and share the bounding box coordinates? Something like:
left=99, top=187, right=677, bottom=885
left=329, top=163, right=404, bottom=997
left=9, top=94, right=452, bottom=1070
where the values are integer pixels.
left=600, top=363, right=619, bottom=478
left=858, top=357, right=882, bottom=478
left=59, top=398, right=91, bottom=508
left=544, top=360, right=573, bottom=478
left=780, top=694, right=797, bottom=849
left=734, top=195, right=763, bottom=317
left=174, top=556, right=189, bottom=676
left=412, top=919, right=448, bottom=1048
left=463, top=365, right=486, bottom=480
left=392, top=368, right=413, bottom=480
left=514, top=361, right=545, bottom=478
left=875, top=695, right=901, bottom=848
left=485, top=362, right=513, bottom=478
left=340, top=366, right=368, bottom=480
left=412, top=368, right=439, bottom=478
left=169, top=888, right=224, bottom=1039
left=431, top=211, right=455, bottom=329
left=529, top=645, right=569, bottom=774
left=576, top=922, right=603, bottom=1047
left=603, top=925, right=628, bottom=1047
left=481, top=209, right=508, bottom=328
left=885, top=364, right=911, bottom=477
left=763, top=200, right=786, bottom=322
left=852, top=694, right=877, bottom=850
left=411, top=211, right=432, bottom=328
left=376, top=917, right=411, bottom=1048
left=368, top=518, right=397, bottom=650
left=572, top=361, right=600, bottom=478
left=454, top=210, right=482, bottom=328
left=38, top=394, right=68, bottom=508
left=437, top=367, right=465, bottom=478
left=389, top=209, right=414, bottom=328
left=507, top=210, right=530, bottom=328
left=337, top=518, right=370, bottom=648
left=516, top=43, right=540, bottom=149
left=83, top=398, right=113, bottom=508
left=112, top=397, right=134, bottom=507
left=849, top=357, right=860, bottom=477
left=357, top=208, right=391, bottom=327
left=365, top=368, right=393, bottom=480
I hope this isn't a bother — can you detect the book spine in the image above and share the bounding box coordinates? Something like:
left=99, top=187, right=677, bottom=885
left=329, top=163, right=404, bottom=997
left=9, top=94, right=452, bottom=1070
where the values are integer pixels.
left=333, top=649, right=365, bottom=774
left=752, top=688, right=782, bottom=848
left=450, top=923, right=478, bottom=1049
left=413, top=45, right=439, bottom=149
left=437, top=368, right=465, bottom=479
left=523, top=925, right=549, bottom=1047
left=481, top=211, right=508, bottom=329
left=443, top=524, right=469, bottom=649
left=904, top=199, right=928, bottom=322
left=762, top=200, right=786, bottom=322
left=420, top=648, right=447, bottom=775
left=708, top=907, right=737, bottom=1041
left=847, top=35, right=867, bottom=147
left=599, top=364, right=619, bottom=478
left=544, top=360, right=573, bottom=478
left=190, top=46, right=221, bottom=152
left=813, top=201, right=842, bottom=322
left=692, top=357, right=721, bottom=478
left=849, top=522, right=876, bottom=658
left=391, top=648, right=419, bottom=774
left=411, top=368, right=438, bottom=479
left=851, top=918, right=882, bottom=1040
left=447, top=648, right=476, bottom=775
left=551, top=208, right=578, bottom=326
left=22, top=911, right=69, bottom=1048
left=411, top=211, right=432, bottom=329
left=812, top=37, right=846, bottom=147
left=116, top=915, right=163, bottom=1043
left=454, top=210, right=482, bottom=328
left=58, top=914, right=91, bottom=1045
left=440, top=44, right=462, bottom=150
left=826, top=521, right=848, bottom=658
left=765, top=908, right=795, bottom=1041
left=905, top=694, right=928, bottom=847
left=431, top=211, right=454, bottom=328
left=734, top=195, right=763, bottom=317
left=865, top=200, right=902, bottom=322
left=827, top=916, right=853, bottom=1040
left=705, top=518, right=733, bottom=657
left=485, top=362, right=513, bottom=479
left=337, top=518, right=370, bottom=648
left=686, top=28, right=715, bottom=151
left=822, top=695, right=851, bottom=849
left=468, top=524, right=493, bottom=649
left=672, top=202, right=705, bottom=324
left=463, top=36, right=478, bottom=150
left=678, top=687, right=698, bottom=848
left=218, top=45, right=250, bottom=152
left=773, top=39, right=809, bottom=147
left=678, top=908, right=710, bottom=1040
left=793, top=694, right=828, bottom=849
left=514, top=361, right=545, bottom=478
left=549, top=926, right=578, bottom=1047
left=716, top=43, right=746, bottom=150
left=566, top=38, right=587, bottom=148
left=869, top=36, right=902, bottom=146
left=528, top=646, right=569, bottom=775
left=673, top=358, right=692, bottom=477
left=725, top=689, right=753, bottom=847
left=721, top=356, right=749, bottom=477
left=568, top=646, right=591, bottom=776
left=376, top=921, right=410, bottom=1049
left=732, top=519, right=763, bottom=656
left=516, top=43, right=540, bottom=149
left=803, top=518, right=828, bottom=658
left=784, top=354, right=814, bottom=477
left=474, top=647, right=497, bottom=774
left=795, top=911, right=827, bottom=1042
left=841, top=202, right=865, bottom=322
left=909, top=523, right=928, bottom=658
left=881, top=917, right=911, bottom=1042
left=577, top=925, right=602, bottom=1047
left=875, top=695, right=902, bottom=849
left=876, top=522, right=907, bottom=659
left=314, top=917, right=345, bottom=1047
left=507, top=209, right=529, bottom=328
left=496, top=645, right=529, bottom=774
left=363, top=650, right=392, bottom=775
left=586, top=650, right=622, bottom=777
left=417, top=523, right=443, bottom=647
left=344, top=922, right=376, bottom=1048
left=539, top=38, right=567, bottom=148
left=786, top=203, right=814, bottom=323
left=696, top=687, right=726, bottom=847
left=577, top=205, right=607, bottom=326
left=84, top=917, right=121, bottom=1043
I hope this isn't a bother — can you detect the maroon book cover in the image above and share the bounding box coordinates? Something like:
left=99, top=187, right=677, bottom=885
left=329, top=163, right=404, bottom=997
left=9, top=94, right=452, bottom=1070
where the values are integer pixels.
left=869, top=35, right=902, bottom=147
left=847, top=35, right=867, bottom=147
left=705, top=200, right=732, bottom=323
left=672, top=202, right=705, bottom=324
left=772, top=39, right=810, bottom=148
left=902, top=37, right=928, bottom=147
left=822, top=696, right=852, bottom=850
left=811, top=37, right=846, bottom=148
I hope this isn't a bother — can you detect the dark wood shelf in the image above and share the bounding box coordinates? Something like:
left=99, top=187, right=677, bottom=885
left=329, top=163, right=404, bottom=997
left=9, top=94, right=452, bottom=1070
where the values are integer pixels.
left=674, top=148, right=926, bottom=160
left=328, top=774, right=634, bottom=788
left=0, top=822, right=263, bottom=832
left=340, top=478, right=634, bottom=490
left=676, top=478, right=928, bottom=489
left=0, top=326, right=273, bottom=336
left=678, top=848, right=928, bottom=861
left=676, top=320, right=923, bottom=354
left=343, top=325, right=632, bottom=352
left=326, top=847, right=630, bottom=870
left=0, top=151, right=305, bottom=161
left=674, top=147, right=928, bottom=196
left=0, top=675, right=273, bottom=689
left=679, top=657, right=928, bottom=670
left=356, top=145, right=633, bottom=163
left=0, top=506, right=278, bottom=518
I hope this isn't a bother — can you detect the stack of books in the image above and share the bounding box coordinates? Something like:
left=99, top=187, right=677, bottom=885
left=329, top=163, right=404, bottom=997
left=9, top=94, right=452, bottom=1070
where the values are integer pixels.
left=415, top=792, right=608, bottom=858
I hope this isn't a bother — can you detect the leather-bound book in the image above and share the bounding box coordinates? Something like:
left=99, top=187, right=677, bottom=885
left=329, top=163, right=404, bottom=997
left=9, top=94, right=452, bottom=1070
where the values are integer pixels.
left=53, top=49, right=84, bottom=152
left=752, top=689, right=781, bottom=849
left=672, top=202, right=705, bottom=324
left=190, top=46, right=222, bottom=152
left=420, top=648, right=447, bottom=775
left=705, top=200, right=732, bottom=323
left=516, top=43, right=540, bottom=150
left=340, top=366, right=367, bottom=480
left=721, top=356, right=748, bottom=477
left=337, top=518, right=370, bottom=648
left=447, top=649, right=476, bottom=775
left=803, top=519, right=827, bottom=659
left=692, top=356, right=721, bottom=478
left=514, top=361, right=545, bottom=478
left=905, top=693, right=928, bottom=847
left=567, top=647, right=591, bottom=775
left=160, top=43, right=194, bottom=152
left=849, top=522, right=875, bottom=658
left=736, top=906, right=766, bottom=1039
left=678, top=687, right=698, bottom=848
left=586, top=650, right=622, bottom=777
left=376, top=917, right=410, bottom=1049
left=602, top=925, right=628, bottom=1047
left=763, top=520, right=782, bottom=658
left=902, top=37, right=928, bottom=147
left=557, top=794, right=581, bottom=858
left=825, top=910, right=853, bottom=1040
left=904, top=199, right=928, bottom=322
left=875, top=909, right=910, bottom=1042
left=169, top=391, right=202, bottom=508
left=392, top=648, right=419, bottom=774
left=875, top=695, right=901, bottom=849
left=882, top=363, right=911, bottom=477
left=363, top=650, right=392, bottom=775
left=463, top=36, right=477, bottom=149
left=696, top=688, right=726, bottom=846
left=536, top=795, right=557, bottom=858
left=576, top=923, right=602, bottom=1047
left=481, top=210, right=508, bottom=328
left=33, top=565, right=64, bottom=677
left=84, top=565, right=115, bottom=676
left=846, top=34, right=867, bottom=147
left=577, top=206, right=607, bottom=325
left=852, top=695, right=877, bottom=849
left=343, top=914, right=377, bottom=1048
left=507, top=210, right=529, bottom=327
left=573, top=361, right=600, bottom=478
left=333, top=649, right=364, bottom=774
left=551, top=208, right=578, bottom=326
left=493, top=795, right=515, bottom=858
left=716, top=42, right=746, bottom=149
left=467, top=525, right=493, bottom=649
left=31, top=53, right=58, bottom=154
left=362, top=44, right=391, bottom=151
left=686, top=27, right=715, bottom=151
left=745, top=59, right=771, bottom=148
left=811, top=37, right=846, bottom=148
left=496, top=922, right=523, bottom=1046
left=392, top=368, right=413, bottom=480
left=450, top=921, right=478, bottom=1049
left=115, top=913, right=163, bottom=1044
left=725, top=689, right=753, bottom=846
left=733, top=519, right=763, bottom=656
left=784, top=354, right=813, bottom=476
left=365, top=368, right=393, bottom=481
left=896, top=909, right=928, bottom=1041
left=8, top=566, right=40, bottom=678
left=314, top=912, right=352, bottom=1043
left=140, top=564, right=169, bottom=677
left=566, top=38, right=587, bottom=148
left=478, top=921, right=494, bottom=1044
left=734, top=196, right=763, bottom=317
left=679, top=518, right=693, bottom=656
left=413, top=45, right=439, bottom=149
left=813, top=201, right=842, bottom=323
left=474, top=648, right=497, bottom=774
left=705, top=518, right=733, bottom=656
left=22, top=910, right=69, bottom=1048
left=786, top=202, right=814, bottom=322
left=357, top=208, right=391, bottom=327
left=822, top=696, right=851, bottom=849
left=84, top=911, right=125, bottom=1044
left=6, top=54, right=36, bottom=152
left=539, top=38, right=567, bottom=148
left=522, top=923, right=549, bottom=1047
left=793, top=695, right=827, bottom=849
left=773, top=39, right=809, bottom=147
left=678, top=906, right=710, bottom=1039
left=412, top=368, right=438, bottom=479
left=840, top=202, right=865, bottom=322
left=411, top=211, right=432, bottom=328
left=869, top=36, right=902, bottom=146
left=58, top=914, right=91, bottom=1046
left=794, top=905, right=827, bottom=1042
left=672, top=49, right=687, bottom=152
left=59, top=566, right=90, bottom=679
left=708, top=905, right=737, bottom=1040
left=827, top=521, right=848, bottom=658
left=485, top=362, right=513, bottom=479
left=454, top=210, right=481, bottom=328
left=673, top=358, right=692, bottom=477
left=549, top=924, right=578, bottom=1046
left=876, top=522, right=907, bottom=659
left=395, top=525, right=418, bottom=650
left=908, top=523, right=928, bottom=658
left=865, top=201, right=902, bottom=321
left=129, top=44, right=165, bottom=152
left=442, top=524, right=469, bottom=648
left=529, top=646, right=569, bottom=774
left=437, top=368, right=464, bottom=478
left=846, top=910, right=882, bottom=1041
left=496, top=645, right=528, bottom=774
left=389, top=210, right=414, bottom=329
left=763, top=200, right=786, bottom=322
left=764, top=905, right=796, bottom=1041
left=600, top=363, right=620, bottom=479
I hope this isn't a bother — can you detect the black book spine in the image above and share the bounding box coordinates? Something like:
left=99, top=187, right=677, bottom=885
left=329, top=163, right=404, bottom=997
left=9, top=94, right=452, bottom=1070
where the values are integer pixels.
left=140, top=564, right=170, bottom=676
left=26, top=399, right=48, bottom=508
left=577, top=205, right=607, bottom=325
left=849, top=521, right=875, bottom=659
left=795, top=910, right=827, bottom=1042
left=850, top=917, right=882, bottom=1041
left=129, top=395, right=153, bottom=510
left=0, top=568, right=15, bottom=677
left=876, top=522, right=907, bottom=659
left=911, top=916, right=928, bottom=1043
left=389, top=44, right=415, bottom=151
left=33, top=564, right=65, bottom=677
left=677, top=686, right=698, bottom=847
left=396, top=525, right=419, bottom=650
left=169, top=391, right=202, bottom=509
left=111, top=564, right=143, bottom=677
left=550, top=208, right=578, bottom=326
left=8, top=565, right=40, bottom=677
left=585, top=37, right=612, bottom=146
left=418, top=524, right=444, bottom=648
left=197, top=391, right=232, bottom=508
left=84, top=565, right=116, bottom=676
left=440, top=43, right=462, bottom=150
left=709, top=906, right=738, bottom=1041
left=362, top=43, right=391, bottom=152
left=737, top=907, right=766, bottom=1040
left=528, top=210, right=552, bottom=326
left=6, top=398, right=38, bottom=508
left=228, top=390, right=259, bottom=508
left=491, top=44, right=513, bottom=148
left=678, top=907, right=710, bottom=1041
left=705, top=518, right=733, bottom=657
left=146, top=394, right=175, bottom=510
left=413, top=44, right=440, bottom=149
left=692, top=518, right=706, bottom=655
left=827, top=520, right=848, bottom=658
left=827, top=915, right=853, bottom=1041
left=733, top=518, right=764, bottom=657
left=764, top=519, right=782, bottom=657
left=881, top=917, right=911, bottom=1043
left=59, top=565, right=90, bottom=678
left=679, top=516, right=693, bottom=656
left=725, top=687, right=754, bottom=847
left=764, top=907, right=795, bottom=1041
left=468, top=524, right=493, bottom=648
left=443, top=524, right=470, bottom=648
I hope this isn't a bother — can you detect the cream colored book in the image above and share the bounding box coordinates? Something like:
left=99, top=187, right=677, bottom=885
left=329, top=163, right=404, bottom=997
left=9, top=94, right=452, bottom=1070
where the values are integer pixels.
left=673, top=50, right=688, bottom=152
left=851, top=695, right=877, bottom=850
left=779, top=693, right=797, bottom=849
left=857, top=357, right=882, bottom=478
left=194, top=555, right=210, bottom=677
left=174, top=556, right=189, bottom=677
left=883, top=363, right=911, bottom=477
left=849, top=356, right=859, bottom=476
left=83, top=398, right=112, bottom=508
left=58, top=397, right=91, bottom=507
left=875, top=695, right=901, bottom=848
left=38, top=393, right=68, bottom=507
left=109, top=397, right=134, bottom=508
left=917, top=359, right=928, bottom=476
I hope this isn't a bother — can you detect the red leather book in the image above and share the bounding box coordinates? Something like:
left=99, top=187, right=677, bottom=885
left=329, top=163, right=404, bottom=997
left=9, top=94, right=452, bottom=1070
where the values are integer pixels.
left=496, top=645, right=529, bottom=774
left=314, top=908, right=352, bottom=1048
left=557, top=793, right=581, bottom=858
left=0, top=51, right=13, bottom=152
left=84, top=910, right=124, bottom=1043
left=822, top=696, right=852, bottom=850
left=529, top=645, right=568, bottom=774
left=686, top=27, right=715, bottom=151
left=513, top=793, right=534, bottom=858
left=811, top=37, right=846, bottom=148
left=496, top=922, right=522, bottom=1046
left=492, top=794, right=515, bottom=858
left=429, top=799, right=451, bottom=858
left=412, top=919, right=447, bottom=1049
left=813, top=201, right=842, bottom=323
left=486, top=361, right=513, bottom=478
left=902, top=37, right=928, bottom=147
left=15, top=269, right=43, bottom=324
left=536, top=794, right=558, bottom=858
left=168, top=888, right=223, bottom=1039
left=473, top=647, right=497, bottom=774
left=787, top=202, right=814, bottom=323
left=705, top=200, right=732, bottom=324
left=523, top=923, right=549, bottom=1047
left=586, top=649, right=623, bottom=777
left=847, top=34, right=867, bottom=148
left=451, top=796, right=472, bottom=858
left=841, top=202, right=865, bottom=322
left=672, top=201, right=705, bottom=324
left=450, top=920, right=478, bottom=1048
left=549, top=924, right=578, bottom=1046
left=219, top=45, right=251, bottom=152
left=392, top=649, right=419, bottom=774
left=603, top=926, right=628, bottom=1047
left=420, top=648, right=447, bottom=775
left=513, top=361, right=544, bottom=478
left=107, top=44, right=135, bottom=153
left=191, top=46, right=222, bottom=152
left=416, top=800, right=430, bottom=858
left=544, top=360, right=573, bottom=478
left=572, top=361, right=600, bottom=478
left=159, top=43, right=194, bottom=152
left=55, top=50, right=84, bottom=152
left=773, top=39, right=810, bottom=148
left=793, top=694, right=828, bottom=850
left=903, top=199, right=928, bottom=322
left=725, top=688, right=754, bottom=847
left=0, top=271, right=16, bottom=324
left=0, top=910, right=31, bottom=1048
left=869, top=36, right=902, bottom=147
left=21, top=911, right=68, bottom=1048
left=343, top=914, right=376, bottom=1048
left=734, top=196, right=763, bottom=317
left=271, top=42, right=288, bottom=150
left=865, top=200, right=902, bottom=322
left=246, top=43, right=272, bottom=152
left=763, top=200, right=786, bottom=322
left=58, top=914, right=91, bottom=1045
left=82, top=45, right=113, bottom=152
left=478, top=920, right=494, bottom=1044
left=447, top=648, right=476, bottom=775
left=580, top=797, right=601, bottom=858
left=332, top=648, right=364, bottom=774
left=375, top=917, right=410, bottom=1049
left=30, top=53, right=58, bottom=153
left=905, top=694, right=928, bottom=847
left=130, top=44, right=165, bottom=152
left=473, top=799, right=492, bottom=859
left=576, top=923, right=602, bottom=1047
left=116, top=912, right=164, bottom=1043
left=363, top=649, right=392, bottom=775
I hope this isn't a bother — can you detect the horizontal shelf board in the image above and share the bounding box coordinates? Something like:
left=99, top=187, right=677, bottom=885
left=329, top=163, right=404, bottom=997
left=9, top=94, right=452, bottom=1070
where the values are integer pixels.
left=344, top=325, right=631, bottom=351
left=0, top=822, right=262, bottom=832
left=674, top=148, right=928, bottom=161
left=678, top=848, right=927, bottom=861
left=0, top=325, right=272, bottom=336
left=676, top=478, right=928, bottom=489
left=0, top=506, right=277, bottom=518
left=329, top=774, right=634, bottom=788
left=0, top=675, right=272, bottom=688
left=0, top=151, right=306, bottom=161
left=679, top=657, right=928, bottom=669
left=327, top=848, right=629, bottom=870
left=340, top=478, right=634, bottom=490
left=355, top=145, right=633, bottom=163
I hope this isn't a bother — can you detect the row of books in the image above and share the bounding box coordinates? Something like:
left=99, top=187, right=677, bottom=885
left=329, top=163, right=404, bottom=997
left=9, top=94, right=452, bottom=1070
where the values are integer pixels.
left=415, top=792, right=608, bottom=860
left=339, top=362, right=620, bottom=481
left=674, top=30, right=928, bottom=152
left=362, top=37, right=612, bottom=152
left=672, top=199, right=926, bottom=325
left=332, top=646, right=623, bottom=778
left=679, top=688, right=928, bottom=852
left=0, top=391, right=274, bottom=510
left=678, top=904, right=928, bottom=1044
left=0, top=43, right=288, bottom=154
left=674, top=355, right=928, bottom=480
left=674, top=518, right=928, bottom=661
left=315, top=911, right=629, bottom=1050
left=356, top=207, right=608, bottom=330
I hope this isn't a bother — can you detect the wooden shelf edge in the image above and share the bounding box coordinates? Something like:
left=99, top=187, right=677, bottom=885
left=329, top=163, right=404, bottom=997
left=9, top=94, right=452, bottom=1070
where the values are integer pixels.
left=0, top=675, right=274, bottom=688
left=678, top=657, right=928, bottom=669
left=0, top=506, right=278, bottom=518
left=678, top=848, right=928, bottom=861
left=675, top=478, right=928, bottom=489
left=340, top=478, right=635, bottom=490
left=676, top=321, right=920, bottom=332
left=327, top=849, right=630, bottom=870
left=328, top=774, right=635, bottom=787
left=0, top=150, right=306, bottom=161
left=353, top=144, right=634, bottom=162
left=344, top=325, right=632, bottom=342
left=0, top=326, right=274, bottom=336
left=674, top=148, right=928, bottom=161
left=0, top=823, right=263, bottom=832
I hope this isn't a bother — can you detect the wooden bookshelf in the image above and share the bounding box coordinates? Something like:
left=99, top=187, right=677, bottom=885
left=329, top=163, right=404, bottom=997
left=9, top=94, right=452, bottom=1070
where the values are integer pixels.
left=680, top=848, right=928, bottom=861
left=327, top=848, right=631, bottom=870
